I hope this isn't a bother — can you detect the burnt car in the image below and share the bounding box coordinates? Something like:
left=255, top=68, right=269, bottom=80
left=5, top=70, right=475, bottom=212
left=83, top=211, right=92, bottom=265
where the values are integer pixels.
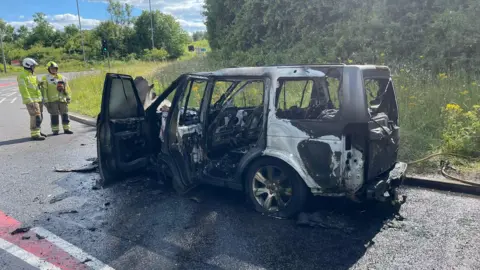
left=96, top=64, right=407, bottom=217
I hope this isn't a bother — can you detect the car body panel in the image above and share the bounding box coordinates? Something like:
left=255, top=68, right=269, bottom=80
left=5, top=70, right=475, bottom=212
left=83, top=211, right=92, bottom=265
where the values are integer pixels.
left=97, top=64, right=405, bottom=203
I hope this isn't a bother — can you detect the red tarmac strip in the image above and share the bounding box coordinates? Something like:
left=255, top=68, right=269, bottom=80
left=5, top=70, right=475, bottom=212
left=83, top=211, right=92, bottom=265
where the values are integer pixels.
left=0, top=210, right=88, bottom=270
left=0, top=82, right=17, bottom=87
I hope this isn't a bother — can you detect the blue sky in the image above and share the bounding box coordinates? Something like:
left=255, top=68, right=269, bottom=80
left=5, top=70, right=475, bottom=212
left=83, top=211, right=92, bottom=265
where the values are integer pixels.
left=1, top=0, right=206, bottom=33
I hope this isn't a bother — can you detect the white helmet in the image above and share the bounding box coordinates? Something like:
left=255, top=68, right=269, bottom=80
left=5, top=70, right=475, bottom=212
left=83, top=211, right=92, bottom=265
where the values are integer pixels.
left=22, top=58, right=38, bottom=69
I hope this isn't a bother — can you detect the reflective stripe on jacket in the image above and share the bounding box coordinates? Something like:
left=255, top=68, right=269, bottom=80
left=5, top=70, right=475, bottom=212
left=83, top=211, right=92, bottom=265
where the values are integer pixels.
left=17, top=69, right=42, bottom=104
left=41, top=74, right=71, bottom=103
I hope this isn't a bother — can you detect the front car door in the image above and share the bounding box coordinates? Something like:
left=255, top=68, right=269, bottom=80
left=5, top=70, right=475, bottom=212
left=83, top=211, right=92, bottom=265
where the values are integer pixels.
left=162, top=75, right=210, bottom=192
left=97, top=73, right=151, bottom=186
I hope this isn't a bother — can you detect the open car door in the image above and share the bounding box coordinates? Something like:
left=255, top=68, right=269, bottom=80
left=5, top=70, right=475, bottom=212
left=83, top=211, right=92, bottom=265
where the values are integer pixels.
left=161, top=75, right=210, bottom=193
left=96, top=73, right=151, bottom=186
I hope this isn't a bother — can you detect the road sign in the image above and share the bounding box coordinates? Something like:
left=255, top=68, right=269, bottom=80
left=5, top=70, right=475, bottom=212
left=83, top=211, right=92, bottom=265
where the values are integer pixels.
left=10, top=60, right=21, bottom=66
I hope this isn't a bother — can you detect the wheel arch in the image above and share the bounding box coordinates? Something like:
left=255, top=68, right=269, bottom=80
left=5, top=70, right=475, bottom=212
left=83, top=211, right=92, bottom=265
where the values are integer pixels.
left=236, top=149, right=315, bottom=192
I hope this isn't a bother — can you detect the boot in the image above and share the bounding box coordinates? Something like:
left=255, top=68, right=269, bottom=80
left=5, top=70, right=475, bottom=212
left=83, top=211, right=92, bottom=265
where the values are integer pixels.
left=64, top=130, right=74, bottom=134
left=32, top=136, right=46, bottom=141
left=53, top=131, right=59, bottom=136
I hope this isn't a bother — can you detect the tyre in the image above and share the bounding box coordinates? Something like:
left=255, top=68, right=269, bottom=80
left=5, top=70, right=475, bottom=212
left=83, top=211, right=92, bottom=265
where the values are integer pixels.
left=245, top=158, right=308, bottom=218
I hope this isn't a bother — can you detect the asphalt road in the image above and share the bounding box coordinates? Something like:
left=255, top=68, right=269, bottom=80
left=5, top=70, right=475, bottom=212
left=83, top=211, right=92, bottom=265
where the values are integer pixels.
left=1, top=75, right=480, bottom=269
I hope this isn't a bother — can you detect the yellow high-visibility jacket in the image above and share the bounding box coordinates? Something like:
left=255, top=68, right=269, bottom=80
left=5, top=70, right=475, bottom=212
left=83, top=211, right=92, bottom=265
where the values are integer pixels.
left=17, top=69, right=42, bottom=104
left=41, top=74, right=71, bottom=103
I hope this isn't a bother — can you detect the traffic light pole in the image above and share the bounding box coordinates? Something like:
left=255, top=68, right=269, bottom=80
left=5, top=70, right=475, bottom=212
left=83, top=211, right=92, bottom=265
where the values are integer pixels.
left=76, top=0, right=86, bottom=65
left=107, top=50, right=111, bottom=70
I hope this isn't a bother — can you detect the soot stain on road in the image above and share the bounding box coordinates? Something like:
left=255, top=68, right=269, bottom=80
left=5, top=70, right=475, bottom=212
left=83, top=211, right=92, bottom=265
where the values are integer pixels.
left=33, top=171, right=404, bottom=270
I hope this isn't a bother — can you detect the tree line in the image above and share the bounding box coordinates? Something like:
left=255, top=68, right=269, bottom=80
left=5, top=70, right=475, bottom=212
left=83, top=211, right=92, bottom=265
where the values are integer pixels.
left=0, top=0, right=207, bottom=66
left=204, top=0, right=480, bottom=73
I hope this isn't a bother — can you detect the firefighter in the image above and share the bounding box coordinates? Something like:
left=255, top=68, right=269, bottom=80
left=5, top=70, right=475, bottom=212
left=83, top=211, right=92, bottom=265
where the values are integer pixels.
left=17, top=58, right=46, bottom=141
left=41, top=61, right=73, bottom=135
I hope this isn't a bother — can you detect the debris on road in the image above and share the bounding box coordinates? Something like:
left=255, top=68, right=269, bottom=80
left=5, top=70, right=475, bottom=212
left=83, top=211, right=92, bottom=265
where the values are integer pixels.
left=296, top=211, right=356, bottom=233
left=55, top=163, right=98, bottom=173
left=35, top=233, right=45, bottom=240
left=10, top=226, right=31, bottom=235
left=49, top=193, right=69, bottom=204
left=104, top=202, right=111, bottom=207
left=21, top=235, right=31, bottom=240
left=87, top=227, right=96, bottom=232
left=190, top=196, right=202, bottom=203
left=81, top=258, right=92, bottom=264
left=364, top=240, right=375, bottom=249
left=59, top=210, right=79, bottom=215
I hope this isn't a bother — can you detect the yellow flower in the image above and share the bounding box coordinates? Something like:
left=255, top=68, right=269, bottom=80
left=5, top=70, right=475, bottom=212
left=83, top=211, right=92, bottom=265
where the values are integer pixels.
left=419, top=55, right=424, bottom=59
left=192, top=85, right=199, bottom=92
left=347, top=59, right=353, bottom=64
left=446, top=103, right=462, bottom=112
left=438, top=73, right=448, bottom=80
left=472, top=82, right=478, bottom=86
left=460, top=90, right=469, bottom=95
left=380, top=52, right=385, bottom=57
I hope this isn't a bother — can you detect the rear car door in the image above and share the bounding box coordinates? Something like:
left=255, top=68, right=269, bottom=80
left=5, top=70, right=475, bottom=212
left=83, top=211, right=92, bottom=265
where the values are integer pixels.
left=96, top=73, right=151, bottom=186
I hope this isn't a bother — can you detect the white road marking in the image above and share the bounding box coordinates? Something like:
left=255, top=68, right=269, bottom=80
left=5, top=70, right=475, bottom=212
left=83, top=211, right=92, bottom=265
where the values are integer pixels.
left=6, top=92, right=16, bottom=97
left=0, top=238, right=62, bottom=270
left=10, top=97, right=17, bottom=103
left=0, top=98, right=5, bottom=104
left=32, top=227, right=116, bottom=270
left=0, top=87, right=17, bottom=93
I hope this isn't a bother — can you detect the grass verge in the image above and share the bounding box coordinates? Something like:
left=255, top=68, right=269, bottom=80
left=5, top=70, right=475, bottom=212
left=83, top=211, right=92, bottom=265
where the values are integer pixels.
left=68, top=60, right=168, bottom=117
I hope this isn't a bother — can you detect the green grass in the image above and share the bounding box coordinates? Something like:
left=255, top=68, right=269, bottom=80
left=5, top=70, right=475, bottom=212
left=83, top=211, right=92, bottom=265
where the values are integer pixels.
left=68, top=60, right=169, bottom=117
left=179, top=40, right=212, bottom=61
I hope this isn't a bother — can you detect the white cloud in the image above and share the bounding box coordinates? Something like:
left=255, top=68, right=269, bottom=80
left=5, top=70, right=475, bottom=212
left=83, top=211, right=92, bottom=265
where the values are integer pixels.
left=89, top=0, right=206, bottom=31
left=7, top=13, right=101, bottom=31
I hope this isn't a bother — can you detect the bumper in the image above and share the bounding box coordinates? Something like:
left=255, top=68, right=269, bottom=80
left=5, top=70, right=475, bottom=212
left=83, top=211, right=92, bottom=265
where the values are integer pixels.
left=366, top=162, right=407, bottom=201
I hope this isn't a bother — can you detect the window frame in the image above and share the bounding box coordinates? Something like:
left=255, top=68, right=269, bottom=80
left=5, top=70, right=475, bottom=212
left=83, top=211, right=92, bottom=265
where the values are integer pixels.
left=178, top=77, right=209, bottom=126
left=108, top=76, right=144, bottom=120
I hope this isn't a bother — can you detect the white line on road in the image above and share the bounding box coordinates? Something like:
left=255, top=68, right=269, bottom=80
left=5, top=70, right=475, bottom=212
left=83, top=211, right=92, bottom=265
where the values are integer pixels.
left=0, top=98, right=5, bottom=104
left=0, top=238, right=62, bottom=270
left=10, top=97, right=17, bottom=103
left=0, top=87, right=17, bottom=93
left=6, top=92, right=16, bottom=97
left=32, top=227, right=115, bottom=270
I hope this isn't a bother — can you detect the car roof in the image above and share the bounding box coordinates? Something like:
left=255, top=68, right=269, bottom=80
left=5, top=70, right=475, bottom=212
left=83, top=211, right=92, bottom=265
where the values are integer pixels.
left=190, top=64, right=390, bottom=78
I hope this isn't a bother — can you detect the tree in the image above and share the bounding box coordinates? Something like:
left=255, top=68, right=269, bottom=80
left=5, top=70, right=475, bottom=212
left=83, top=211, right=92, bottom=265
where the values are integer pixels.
left=26, top=12, right=56, bottom=48
left=14, top=26, right=30, bottom=47
left=134, top=11, right=189, bottom=58
left=192, top=31, right=206, bottom=42
left=107, top=0, right=133, bottom=26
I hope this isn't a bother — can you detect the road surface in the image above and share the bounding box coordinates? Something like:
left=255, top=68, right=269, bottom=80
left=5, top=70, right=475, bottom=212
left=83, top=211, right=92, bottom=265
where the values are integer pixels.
left=1, top=75, right=480, bottom=269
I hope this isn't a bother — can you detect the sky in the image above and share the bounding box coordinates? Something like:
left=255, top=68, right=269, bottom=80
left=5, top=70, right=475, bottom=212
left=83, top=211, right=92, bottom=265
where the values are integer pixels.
left=0, top=0, right=206, bottom=33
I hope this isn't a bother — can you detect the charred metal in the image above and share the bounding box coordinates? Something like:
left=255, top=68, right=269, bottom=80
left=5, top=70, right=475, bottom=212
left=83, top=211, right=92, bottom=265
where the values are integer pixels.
left=97, top=64, right=407, bottom=217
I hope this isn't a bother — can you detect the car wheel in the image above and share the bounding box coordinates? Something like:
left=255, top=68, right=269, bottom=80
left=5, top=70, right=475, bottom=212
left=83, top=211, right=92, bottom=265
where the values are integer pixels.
left=96, top=135, right=121, bottom=186
left=246, top=158, right=308, bottom=218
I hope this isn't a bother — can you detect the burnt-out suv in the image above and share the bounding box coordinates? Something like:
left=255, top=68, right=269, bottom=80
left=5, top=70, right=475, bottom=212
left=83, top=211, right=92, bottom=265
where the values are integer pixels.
left=97, top=64, right=407, bottom=217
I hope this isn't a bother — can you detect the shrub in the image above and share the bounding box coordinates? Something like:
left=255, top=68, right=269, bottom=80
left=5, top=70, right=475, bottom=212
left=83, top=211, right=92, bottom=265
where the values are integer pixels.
left=442, top=104, right=480, bottom=156
left=142, top=48, right=169, bottom=61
